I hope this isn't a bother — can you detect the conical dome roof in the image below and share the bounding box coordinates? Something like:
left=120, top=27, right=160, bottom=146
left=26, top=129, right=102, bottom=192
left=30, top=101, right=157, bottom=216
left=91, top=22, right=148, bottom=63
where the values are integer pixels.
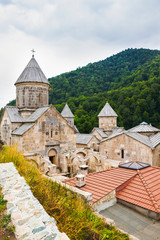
left=98, top=102, right=118, bottom=117
left=61, top=103, right=74, bottom=118
left=15, top=56, right=49, bottom=85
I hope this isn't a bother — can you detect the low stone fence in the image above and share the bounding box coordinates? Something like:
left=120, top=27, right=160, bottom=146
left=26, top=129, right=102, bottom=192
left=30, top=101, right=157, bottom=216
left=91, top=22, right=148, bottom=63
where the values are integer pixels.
left=0, top=163, right=69, bottom=240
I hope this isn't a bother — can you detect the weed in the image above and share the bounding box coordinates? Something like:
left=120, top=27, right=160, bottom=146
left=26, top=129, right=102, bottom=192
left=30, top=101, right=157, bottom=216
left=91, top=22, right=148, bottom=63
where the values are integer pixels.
left=1, top=214, right=11, bottom=227
left=6, top=225, right=15, bottom=233
left=0, top=145, right=129, bottom=240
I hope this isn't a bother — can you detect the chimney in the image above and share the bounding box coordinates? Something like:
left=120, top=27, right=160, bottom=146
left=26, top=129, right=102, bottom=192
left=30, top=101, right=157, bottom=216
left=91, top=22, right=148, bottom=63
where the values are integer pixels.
left=79, top=164, right=88, bottom=175
left=75, top=174, right=86, bottom=187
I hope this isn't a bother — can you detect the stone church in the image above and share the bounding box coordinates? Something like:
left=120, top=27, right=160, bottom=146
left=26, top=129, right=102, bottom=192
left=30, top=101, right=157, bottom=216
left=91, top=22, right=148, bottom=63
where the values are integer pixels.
left=0, top=54, right=160, bottom=176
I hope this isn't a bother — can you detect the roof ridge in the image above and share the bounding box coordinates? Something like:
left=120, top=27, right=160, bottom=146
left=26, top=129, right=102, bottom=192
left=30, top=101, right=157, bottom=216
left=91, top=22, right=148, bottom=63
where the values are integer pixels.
left=137, top=169, right=160, bottom=213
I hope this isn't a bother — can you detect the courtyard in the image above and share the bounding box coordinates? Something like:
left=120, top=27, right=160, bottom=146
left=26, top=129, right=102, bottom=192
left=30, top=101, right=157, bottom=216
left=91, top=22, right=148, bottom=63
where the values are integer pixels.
left=100, top=203, right=160, bottom=240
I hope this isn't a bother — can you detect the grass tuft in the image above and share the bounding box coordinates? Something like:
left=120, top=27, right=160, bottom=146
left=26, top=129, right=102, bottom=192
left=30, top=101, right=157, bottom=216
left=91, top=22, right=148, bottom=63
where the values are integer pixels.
left=0, top=145, right=129, bottom=240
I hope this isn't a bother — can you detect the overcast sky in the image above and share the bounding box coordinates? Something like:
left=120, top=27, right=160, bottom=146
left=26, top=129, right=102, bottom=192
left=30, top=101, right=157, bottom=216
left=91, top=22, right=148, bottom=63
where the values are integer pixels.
left=0, top=0, right=160, bottom=108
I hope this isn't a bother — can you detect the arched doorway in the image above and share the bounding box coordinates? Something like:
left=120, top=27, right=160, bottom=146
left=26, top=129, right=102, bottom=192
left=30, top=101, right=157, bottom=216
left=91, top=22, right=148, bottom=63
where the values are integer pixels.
left=48, top=149, right=57, bottom=164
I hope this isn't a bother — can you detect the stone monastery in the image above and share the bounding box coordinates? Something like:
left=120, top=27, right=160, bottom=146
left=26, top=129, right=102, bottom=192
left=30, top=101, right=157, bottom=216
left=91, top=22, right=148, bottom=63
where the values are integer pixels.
left=0, top=54, right=160, bottom=177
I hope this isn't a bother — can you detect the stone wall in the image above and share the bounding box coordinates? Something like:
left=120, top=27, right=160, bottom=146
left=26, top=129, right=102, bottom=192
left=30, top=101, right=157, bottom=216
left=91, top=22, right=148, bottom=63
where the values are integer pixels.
left=92, top=190, right=116, bottom=210
left=91, top=129, right=103, bottom=141
left=16, top=82, right=49, bottom=109
left=99, top=116, right=117, bottom=130
left=153, top=144, right=160, bottom=167
left=12, top=106, right=76, bottom=153
left=0, top=162, right=69, bottom=240
left=76, top=136, right=99, bottom=149
left=99, top=133, right=153, bottom=165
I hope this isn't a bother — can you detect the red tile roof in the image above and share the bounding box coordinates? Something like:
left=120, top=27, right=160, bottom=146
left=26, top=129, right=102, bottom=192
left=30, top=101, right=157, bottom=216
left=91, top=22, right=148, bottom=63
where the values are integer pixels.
left=63, top=165, right=160, bottom=213
left=117, top=167, right=160, bottom=213
left=63, top=168, right=136, bottom=203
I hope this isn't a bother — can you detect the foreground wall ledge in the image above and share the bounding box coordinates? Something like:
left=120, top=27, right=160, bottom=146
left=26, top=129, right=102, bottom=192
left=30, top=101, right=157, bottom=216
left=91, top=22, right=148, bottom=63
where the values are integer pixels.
left=0, top=162, right=69, bottom=240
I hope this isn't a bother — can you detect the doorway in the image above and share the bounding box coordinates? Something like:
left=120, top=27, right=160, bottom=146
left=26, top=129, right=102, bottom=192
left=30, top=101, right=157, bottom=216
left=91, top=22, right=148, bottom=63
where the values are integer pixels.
left=48, top=149, right=57, bottom=164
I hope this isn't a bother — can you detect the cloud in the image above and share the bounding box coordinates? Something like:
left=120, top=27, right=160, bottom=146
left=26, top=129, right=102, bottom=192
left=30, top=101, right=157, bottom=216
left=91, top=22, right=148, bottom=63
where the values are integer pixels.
left=0, top=0, right=160, bottom=107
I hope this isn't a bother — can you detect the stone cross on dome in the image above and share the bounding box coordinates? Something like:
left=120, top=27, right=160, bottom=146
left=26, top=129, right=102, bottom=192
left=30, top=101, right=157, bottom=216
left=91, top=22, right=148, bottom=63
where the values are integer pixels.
left=31, top=49, right=35, bottom=57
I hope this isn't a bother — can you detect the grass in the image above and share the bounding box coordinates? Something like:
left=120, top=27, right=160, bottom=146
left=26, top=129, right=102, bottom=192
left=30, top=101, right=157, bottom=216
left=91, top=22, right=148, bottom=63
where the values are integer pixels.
left=0, top=145, right=129, bottom=240
left=0, top=188, right=16, bottom=240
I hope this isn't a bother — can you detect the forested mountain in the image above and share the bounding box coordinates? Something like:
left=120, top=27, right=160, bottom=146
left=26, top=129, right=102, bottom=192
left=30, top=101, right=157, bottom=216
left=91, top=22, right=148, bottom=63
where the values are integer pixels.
left=49, top=48, right=160, bottom=104
left=1, top=48, right=160, bottom=133
left=49, top=48, right=160, bottom=132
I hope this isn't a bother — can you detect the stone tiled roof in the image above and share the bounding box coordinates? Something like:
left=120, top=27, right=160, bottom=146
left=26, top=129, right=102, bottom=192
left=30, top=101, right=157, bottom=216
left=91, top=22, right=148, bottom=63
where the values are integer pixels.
left=76, top=134, right=94, bottom=145
left=150, top=133, right=160, bottom=148
left=98, top=102, right=118, bottom=117
left=107, top=127, right=124, bottom=138
left=61, top=103, right=74, bottom=118
left=64, top=164, right=160, bottom=213
left=125, top=131, right=152, bottom=148
left=91, top=128, right=108, bottom=138
left=25, top=106, right=50, bottom=122
left=15, top=56, right=49, bottom=85
left=128, top=122, right=160, bottom=133
left=6, top=106, right=23, bottom=123
left=73, top=125, right=79, bottom=133
left=12, top=123, right=35, bottom=135
left=100, top=131, right=160, bottom=149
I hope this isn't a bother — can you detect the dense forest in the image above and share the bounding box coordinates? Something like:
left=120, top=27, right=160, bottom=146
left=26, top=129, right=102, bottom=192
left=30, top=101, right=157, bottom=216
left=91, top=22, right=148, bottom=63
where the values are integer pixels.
left=50, top=48, right=160, bottom=132
left=1, top=48, right=160, bottom=133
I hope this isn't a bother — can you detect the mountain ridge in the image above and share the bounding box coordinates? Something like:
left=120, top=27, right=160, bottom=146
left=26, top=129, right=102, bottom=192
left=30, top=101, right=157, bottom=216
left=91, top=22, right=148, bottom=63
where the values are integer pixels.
left=1, top=48, right=160, bottom=133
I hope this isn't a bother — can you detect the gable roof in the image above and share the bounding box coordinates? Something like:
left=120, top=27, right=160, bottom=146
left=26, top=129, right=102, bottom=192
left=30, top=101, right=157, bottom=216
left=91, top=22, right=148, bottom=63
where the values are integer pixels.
left=150, top=133, right=160, bottom=148
left=128, top=122, right=160, bottom=133
left=76, top=134, right=96, bottom=145
left=100, top=131, right=160, bottom=149
left=25, top=106, right=50, bottom=122
left=98, top=102, right=118, bottom=117
left=61, top=103, right=74, bottom=118
left=91, top=128, right=108, bottom=138
left=11, top=105, right=77, bottom=136
left=12, top=123, right=35, bottom=136
left=5, top=106, right=23, bottom=123
left=15, top=56, right=49, bottom=85
left=125, top=131, right=152, bottom=148
left=64, top=164, right=160, bottom=213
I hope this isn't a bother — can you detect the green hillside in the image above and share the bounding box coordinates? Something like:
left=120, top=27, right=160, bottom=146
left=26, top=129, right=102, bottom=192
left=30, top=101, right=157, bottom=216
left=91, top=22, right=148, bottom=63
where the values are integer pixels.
left=1, top=48, right=160, bottom=133
left=49, top=48, right=160, bottom=104
left=49, top=48, right=160, bottom=132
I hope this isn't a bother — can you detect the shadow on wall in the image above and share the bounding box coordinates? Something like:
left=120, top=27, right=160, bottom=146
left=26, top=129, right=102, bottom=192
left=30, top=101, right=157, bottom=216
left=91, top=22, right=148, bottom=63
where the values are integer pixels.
left=0, top=140, right=6, bottom=151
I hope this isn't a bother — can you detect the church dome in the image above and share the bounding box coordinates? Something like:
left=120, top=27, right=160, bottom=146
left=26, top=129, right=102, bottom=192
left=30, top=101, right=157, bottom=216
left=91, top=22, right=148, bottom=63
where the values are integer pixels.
left=15, top=54, right=49, bottom=110
left=15, top=55, right=49, bottom=85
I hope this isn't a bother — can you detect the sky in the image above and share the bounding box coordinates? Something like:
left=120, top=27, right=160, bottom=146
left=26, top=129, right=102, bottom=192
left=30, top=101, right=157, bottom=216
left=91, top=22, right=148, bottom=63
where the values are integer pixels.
left=1, top=0, right=160, bottom=108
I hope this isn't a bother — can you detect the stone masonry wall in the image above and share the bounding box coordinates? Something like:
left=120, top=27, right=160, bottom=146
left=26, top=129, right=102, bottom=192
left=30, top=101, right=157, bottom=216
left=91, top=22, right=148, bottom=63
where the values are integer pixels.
left=16, top=82, right=49, bottom=109
left=0, top=163, right=69, bottom=240
left=99, top=133, right=153, bottom=165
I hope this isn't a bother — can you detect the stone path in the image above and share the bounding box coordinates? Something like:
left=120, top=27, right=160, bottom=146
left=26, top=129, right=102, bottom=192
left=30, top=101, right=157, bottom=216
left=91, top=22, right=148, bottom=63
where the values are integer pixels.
left=100, top=203, right=160, bottom=240
left=0, top=163, right=69, bottom=240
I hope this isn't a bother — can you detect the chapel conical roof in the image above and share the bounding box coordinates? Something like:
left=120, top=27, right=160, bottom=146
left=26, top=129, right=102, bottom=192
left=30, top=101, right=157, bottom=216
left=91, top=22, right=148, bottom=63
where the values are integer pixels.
left=61, top=103, right=74, bottom=118
left=98, top=102, right=118, bottom=117
left=15, top=55, right=49, bottom=85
